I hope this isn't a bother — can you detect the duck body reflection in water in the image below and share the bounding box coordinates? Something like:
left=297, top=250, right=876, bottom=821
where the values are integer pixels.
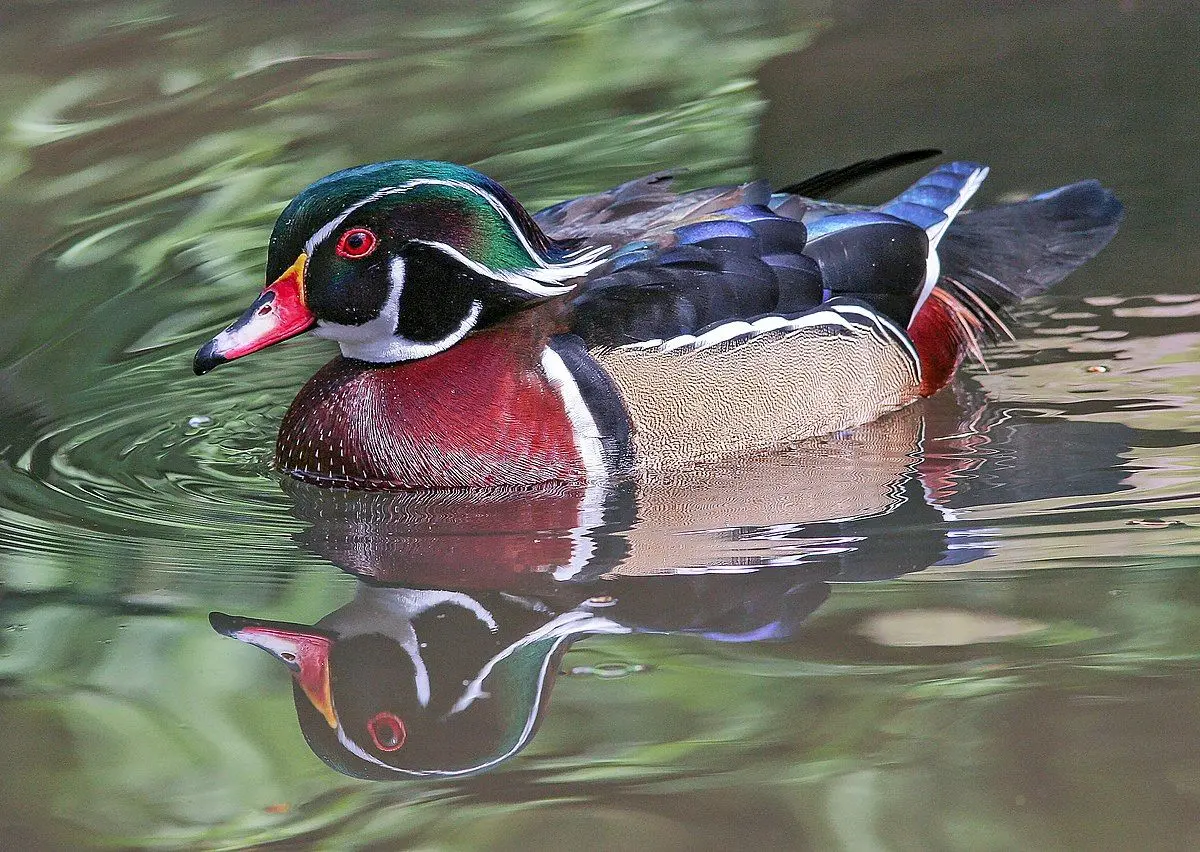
left=211, top=387, right=1141, bottom=779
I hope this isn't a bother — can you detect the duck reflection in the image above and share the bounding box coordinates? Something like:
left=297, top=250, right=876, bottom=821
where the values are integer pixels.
left=210, top=587, right=618, bottom=779
left=211, top=559, right=892, bottom=779
left=211, top=387, right=1135, bottom=779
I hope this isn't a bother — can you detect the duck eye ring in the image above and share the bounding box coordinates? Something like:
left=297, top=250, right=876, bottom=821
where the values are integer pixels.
left=367, top=711, right=406, bottom=752
left=335, top=227, right=378, bottom=259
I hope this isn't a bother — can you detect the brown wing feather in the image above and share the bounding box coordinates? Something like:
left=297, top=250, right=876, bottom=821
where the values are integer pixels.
left=534, top=174, right=772, bottom=248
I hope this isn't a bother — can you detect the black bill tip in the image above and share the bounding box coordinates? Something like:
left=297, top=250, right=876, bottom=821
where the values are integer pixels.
left=209, top=611, right=249, bottom=637
left=193, top=339, right=226, bottom=376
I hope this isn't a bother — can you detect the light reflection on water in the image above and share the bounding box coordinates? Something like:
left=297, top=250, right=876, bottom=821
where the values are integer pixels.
left=0, top=0, right=1198, bottom=848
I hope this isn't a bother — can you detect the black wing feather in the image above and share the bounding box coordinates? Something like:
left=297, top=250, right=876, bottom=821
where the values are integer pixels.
left=778, top=149, right=942, bottom=198
left=570, top=213, right=824, bottom=348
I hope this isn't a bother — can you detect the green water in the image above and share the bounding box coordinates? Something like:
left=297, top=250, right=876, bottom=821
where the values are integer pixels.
left=1, top=1, right=1198, bottom=848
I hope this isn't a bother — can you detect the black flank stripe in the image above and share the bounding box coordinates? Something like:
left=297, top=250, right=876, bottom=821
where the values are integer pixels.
left=829, top=300, right=922, bottom=375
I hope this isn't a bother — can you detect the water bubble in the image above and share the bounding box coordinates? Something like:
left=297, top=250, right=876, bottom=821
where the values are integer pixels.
left=187, top=415, right=213, bottom=428
left=565, top=661, right=648, bottom=679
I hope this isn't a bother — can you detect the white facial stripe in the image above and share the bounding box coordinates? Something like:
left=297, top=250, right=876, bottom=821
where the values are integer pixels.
left=364, top=300, right=480, bottom=362
left=303, top=177, right=611, bottom=278
left=334, top=301, right=483, bottom=363
left=409, top=239, right=605, bottom=297
left=312, top=256, right=483, bottom=363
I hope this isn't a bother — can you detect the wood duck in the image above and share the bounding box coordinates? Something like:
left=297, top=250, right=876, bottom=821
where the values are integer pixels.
left=193, top=153, right=1122, bottom=490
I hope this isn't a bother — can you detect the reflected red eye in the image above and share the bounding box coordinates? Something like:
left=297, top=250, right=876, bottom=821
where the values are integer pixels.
left=335, top=227, right=378, bottom=259
left=367, top=711, right=406, bottom=752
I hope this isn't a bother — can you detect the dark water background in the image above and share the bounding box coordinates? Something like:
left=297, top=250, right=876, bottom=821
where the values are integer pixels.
left=0, top=1, right=1197, bottom=848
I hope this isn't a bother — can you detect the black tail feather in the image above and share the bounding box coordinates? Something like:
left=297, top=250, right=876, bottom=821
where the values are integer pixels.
left=940, top=180, right=1124, bottom=307
left=778, top=149, right=943, bottom=198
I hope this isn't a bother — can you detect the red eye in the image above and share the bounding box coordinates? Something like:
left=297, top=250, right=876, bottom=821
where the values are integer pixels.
left=335, top=227, right=378, bottom=259
left=367, top=711, right=406, bottom=752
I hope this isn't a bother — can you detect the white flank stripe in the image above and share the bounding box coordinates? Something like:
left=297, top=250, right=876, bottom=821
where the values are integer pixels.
left=625, top=308, right=857, bottom=354
left=912, top=165, right=989, bottom=319
left=746, top=315, right=792, bottom=333
left=658, top=334, right=697, bottom=353
left=540, top=347, right=608, bottom=479
left=693, top=320, right=753, bottom=348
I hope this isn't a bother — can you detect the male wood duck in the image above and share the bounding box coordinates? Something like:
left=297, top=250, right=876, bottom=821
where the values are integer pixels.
left=193, top=153, right=1122, bottom=490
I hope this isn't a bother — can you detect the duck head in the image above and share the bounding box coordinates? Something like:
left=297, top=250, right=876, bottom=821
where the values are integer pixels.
left=193, top=161, right=607, bottom=373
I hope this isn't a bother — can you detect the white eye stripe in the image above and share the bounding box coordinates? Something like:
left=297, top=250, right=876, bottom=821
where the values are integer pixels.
left=408, top=239, right=606, bottom=296
left=303, top=177, right=611, bottom=274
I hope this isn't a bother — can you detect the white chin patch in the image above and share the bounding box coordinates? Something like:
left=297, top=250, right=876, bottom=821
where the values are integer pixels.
left=311, top=257, right=483, bottom=363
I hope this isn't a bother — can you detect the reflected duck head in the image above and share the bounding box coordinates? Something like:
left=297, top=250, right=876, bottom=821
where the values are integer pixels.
left=210, top=586, right=619, bottom=779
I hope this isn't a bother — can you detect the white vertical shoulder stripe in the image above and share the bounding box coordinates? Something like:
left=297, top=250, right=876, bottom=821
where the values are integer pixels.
left=540, top=347, right=608, bottom=479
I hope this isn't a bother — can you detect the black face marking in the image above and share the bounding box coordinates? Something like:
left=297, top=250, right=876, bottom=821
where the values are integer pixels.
left=392, top=243, right=481, bottom=343
left=394, top=243, right=536, bottom=343
left=305, top=247, right=392, bottom=326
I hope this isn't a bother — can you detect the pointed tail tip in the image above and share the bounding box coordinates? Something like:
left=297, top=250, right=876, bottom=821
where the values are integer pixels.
left=1033, top=179, right=1125, bottom=231
left=939, top=176, right=1125, bottom=305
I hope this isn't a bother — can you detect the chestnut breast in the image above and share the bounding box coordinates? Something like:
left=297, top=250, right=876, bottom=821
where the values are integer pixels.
left=276, top=325, right=589, bottom=489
